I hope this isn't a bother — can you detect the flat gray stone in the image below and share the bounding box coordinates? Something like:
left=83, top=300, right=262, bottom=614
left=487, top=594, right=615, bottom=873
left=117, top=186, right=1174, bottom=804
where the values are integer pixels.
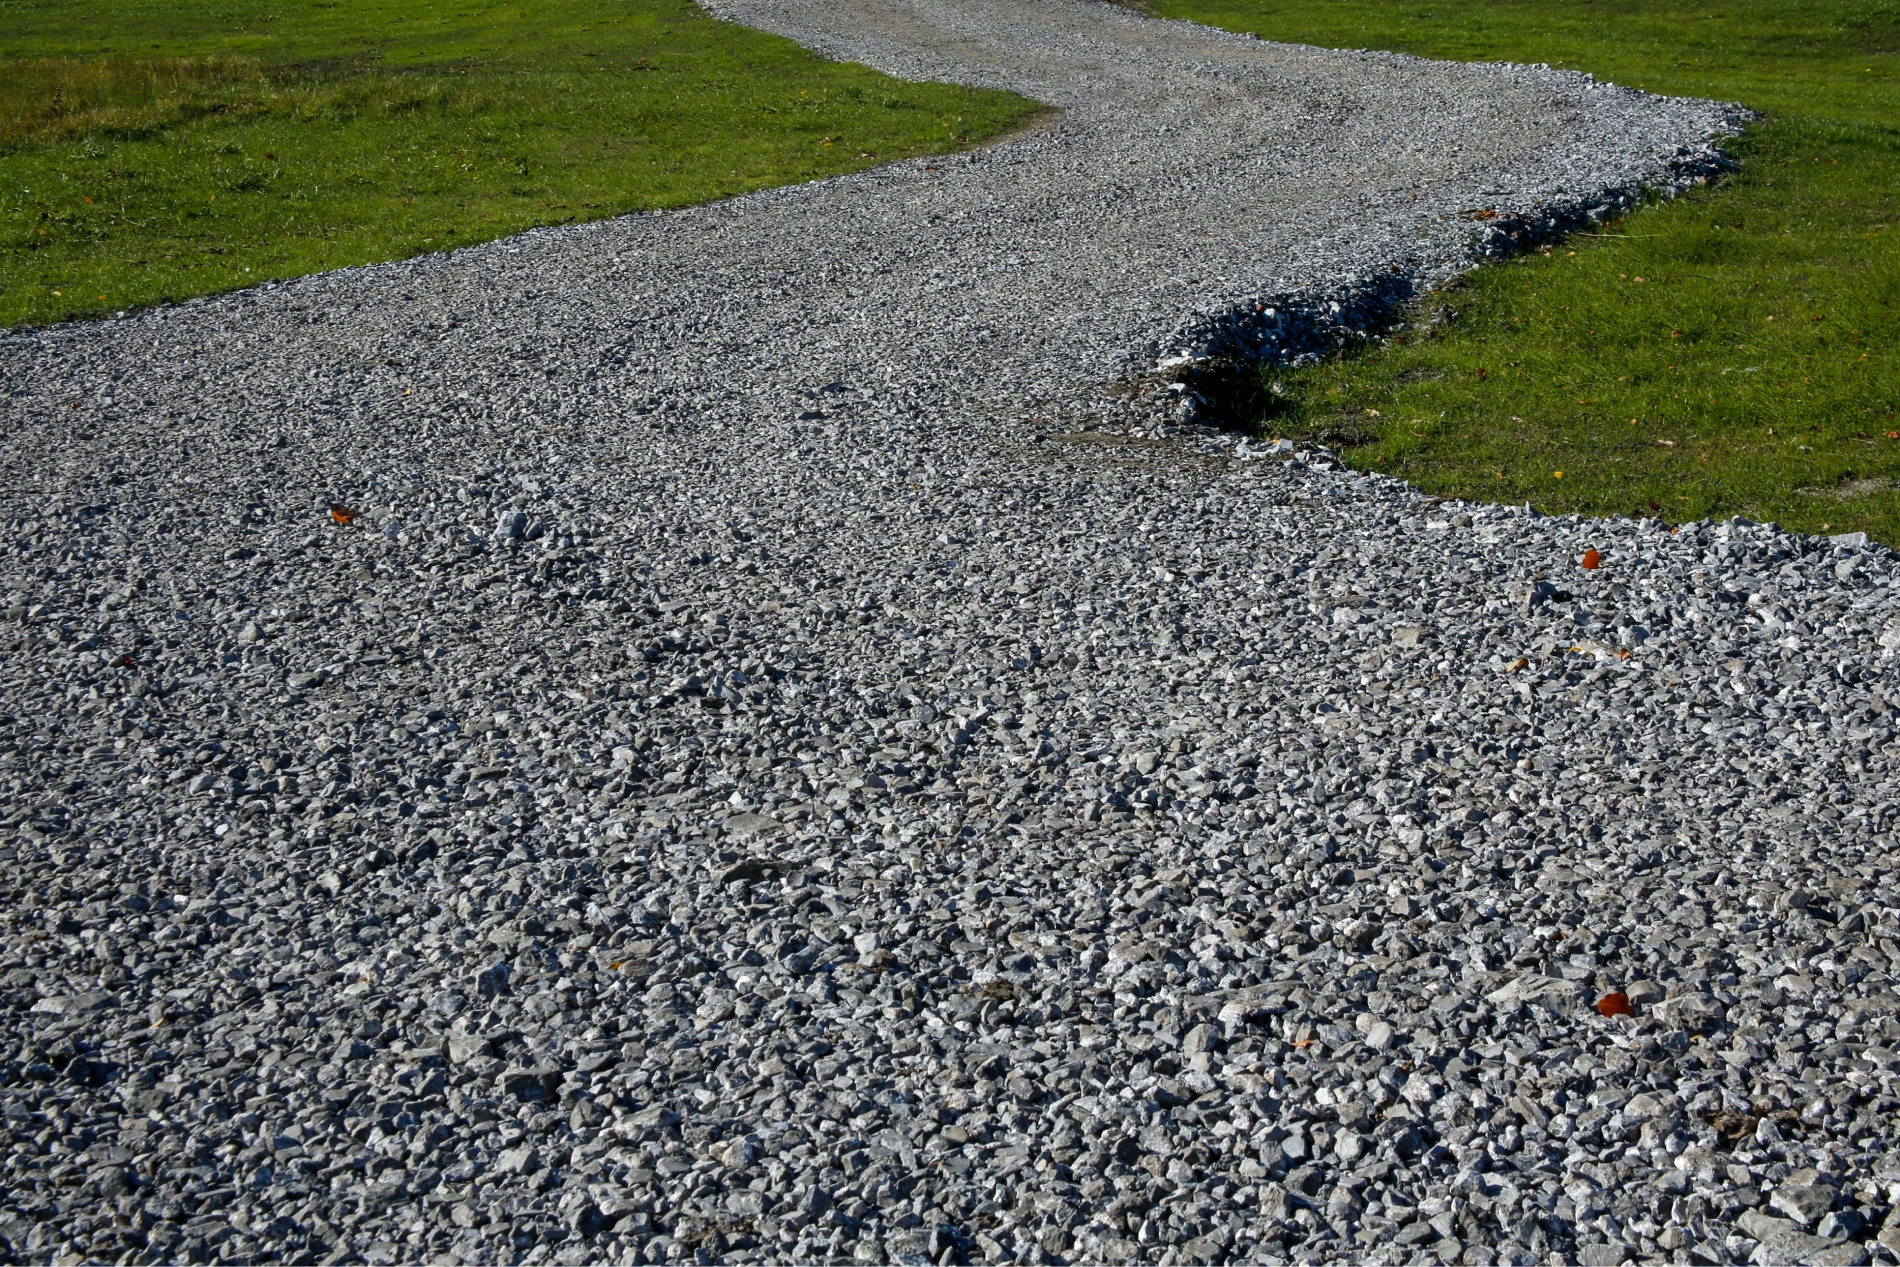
left=1485, top=973, right=1588, bottom=1015
left=29, top=992, right=117, bottom=1017
left=1770, top=1183, right=1839, bottom=1228
left=1576, top=1242, right=1630, bottom=1266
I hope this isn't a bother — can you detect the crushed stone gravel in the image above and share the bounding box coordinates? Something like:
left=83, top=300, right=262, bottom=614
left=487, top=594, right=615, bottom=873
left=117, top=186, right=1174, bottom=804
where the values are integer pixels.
left=6, top=2, right=1899, bottom=1265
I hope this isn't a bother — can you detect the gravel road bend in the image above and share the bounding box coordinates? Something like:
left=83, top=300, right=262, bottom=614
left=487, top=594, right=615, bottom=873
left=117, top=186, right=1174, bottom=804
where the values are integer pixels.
left=4, top=0, right=1898, bottom=1262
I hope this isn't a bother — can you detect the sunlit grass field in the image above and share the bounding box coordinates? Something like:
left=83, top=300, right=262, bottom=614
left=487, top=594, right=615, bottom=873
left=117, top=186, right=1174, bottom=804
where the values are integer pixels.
left=0, top=0, right=1036, bottom=328
left=1160, top=0, right=1900, bottom=542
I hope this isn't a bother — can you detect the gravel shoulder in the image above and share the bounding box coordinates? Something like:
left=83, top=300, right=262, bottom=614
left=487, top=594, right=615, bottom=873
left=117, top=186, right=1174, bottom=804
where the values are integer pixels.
left=6, top=3, right=1899, bottom=1266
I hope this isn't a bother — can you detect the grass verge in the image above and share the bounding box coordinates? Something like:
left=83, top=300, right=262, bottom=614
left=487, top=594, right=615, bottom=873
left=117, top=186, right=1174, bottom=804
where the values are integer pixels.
left=0, top=0, right=1037, bottom=329
left=1156, top=0, right=1900, bottom=543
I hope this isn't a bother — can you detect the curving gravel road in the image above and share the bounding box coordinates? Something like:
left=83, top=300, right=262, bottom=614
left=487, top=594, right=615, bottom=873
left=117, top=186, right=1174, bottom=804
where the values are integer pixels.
left=7, top=2, right=1900, bottom=1265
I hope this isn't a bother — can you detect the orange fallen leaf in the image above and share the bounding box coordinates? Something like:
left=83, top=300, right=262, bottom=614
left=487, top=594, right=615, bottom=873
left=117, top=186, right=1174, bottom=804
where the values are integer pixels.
left=1508, top=657, right=1528, bottom=672
left=1582, top=548, right=1602, bottom=569
left=1292, top=1038, right=1316, bottom=1049
left=329, top=504, right=355, bottom=525
left=1615, top=648, right=1631, bottom=661
left=1597, top=992, right=1633, bottom=1018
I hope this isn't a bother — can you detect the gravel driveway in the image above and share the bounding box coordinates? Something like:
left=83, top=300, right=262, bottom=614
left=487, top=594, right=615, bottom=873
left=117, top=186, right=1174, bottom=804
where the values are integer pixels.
left=5, top=1, right=1898, bottom=1264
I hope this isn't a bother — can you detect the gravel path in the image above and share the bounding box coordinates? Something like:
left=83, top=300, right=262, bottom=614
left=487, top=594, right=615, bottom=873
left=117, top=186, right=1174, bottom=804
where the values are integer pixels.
left=6, top=2, right=1898, bottom=1265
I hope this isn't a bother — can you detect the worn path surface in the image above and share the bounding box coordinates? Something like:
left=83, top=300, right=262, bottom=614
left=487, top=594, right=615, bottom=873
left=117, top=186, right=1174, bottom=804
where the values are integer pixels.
left=7, top=3, right=1900, bottom=1265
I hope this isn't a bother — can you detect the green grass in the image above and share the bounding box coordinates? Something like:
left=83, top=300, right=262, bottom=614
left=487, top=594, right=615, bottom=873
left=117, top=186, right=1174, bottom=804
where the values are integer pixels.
left=0, top=0, right=1037, bottom=328
left=1155, top=0, right=1900, bottom=543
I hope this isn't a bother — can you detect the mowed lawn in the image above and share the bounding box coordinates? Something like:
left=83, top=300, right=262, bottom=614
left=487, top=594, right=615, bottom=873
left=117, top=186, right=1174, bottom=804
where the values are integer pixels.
left=1160, top=0, right=1900, bottom=543
left=0, top=0, right=1036, bottom=328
